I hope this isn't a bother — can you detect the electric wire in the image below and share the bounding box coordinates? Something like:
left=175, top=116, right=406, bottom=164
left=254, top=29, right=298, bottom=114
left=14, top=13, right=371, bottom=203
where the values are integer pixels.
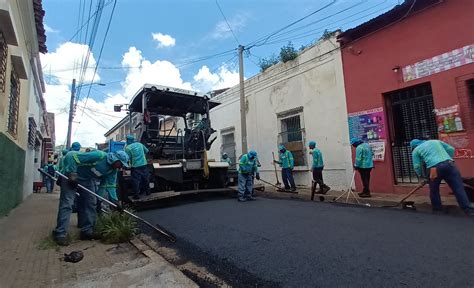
left=215, top=0, right=240, bottom=45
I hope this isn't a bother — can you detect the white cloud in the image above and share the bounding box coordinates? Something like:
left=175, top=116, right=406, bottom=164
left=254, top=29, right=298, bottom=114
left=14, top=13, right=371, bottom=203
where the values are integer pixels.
left=151, top=32, right=176, bottom=48
left=121, top=47, right=193, bottom=96
left=41, top=42, right=100, bottom=85
left=211, top=13, right=248, bottom=40
left=193, top=64, right=239, bottom=93
left=44, top=23, right=59, bottom=34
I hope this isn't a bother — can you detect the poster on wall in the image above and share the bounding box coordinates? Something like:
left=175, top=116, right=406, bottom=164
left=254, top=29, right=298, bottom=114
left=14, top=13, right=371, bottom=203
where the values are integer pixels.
left=435, top=104, right=471, bottom=159
left=348, top=107, right=386, bottom=161
left=348, top=107, right=386, bottom=142
left=402, top=44, right=474, bottom=82
left=368, top=140, right=386, bottom=162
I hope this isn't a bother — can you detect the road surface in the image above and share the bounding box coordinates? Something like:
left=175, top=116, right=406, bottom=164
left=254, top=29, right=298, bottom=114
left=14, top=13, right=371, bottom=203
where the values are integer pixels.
left=139, top=197, right=474, bottom=287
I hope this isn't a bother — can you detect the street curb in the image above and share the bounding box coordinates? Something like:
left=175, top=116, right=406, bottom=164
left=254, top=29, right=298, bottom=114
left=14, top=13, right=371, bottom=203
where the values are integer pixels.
left=129, top=236, right=198, bottom=287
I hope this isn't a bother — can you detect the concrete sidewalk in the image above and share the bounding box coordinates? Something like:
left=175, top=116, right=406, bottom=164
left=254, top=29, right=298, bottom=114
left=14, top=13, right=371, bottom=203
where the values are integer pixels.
left=257, top=185, right=465, bottom=214
left=0, top=192, right=197, bottom=288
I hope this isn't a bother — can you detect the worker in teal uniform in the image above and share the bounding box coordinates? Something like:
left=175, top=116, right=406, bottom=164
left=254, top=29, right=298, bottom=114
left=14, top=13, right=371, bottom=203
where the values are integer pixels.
left=411, top=139, right=474, bottom=215
left=125, top=135, right=150, bottom=200
left=274, top=145, right=296, bottom=191
left=43, top=161, right=56, bottom=193
left=351, top=138, right=374, bottom=198
left=52, top=150, right=129, bottom=246
left=238, top=150, right=260, bottom=202
left=309, top=141, right=330, bottom=196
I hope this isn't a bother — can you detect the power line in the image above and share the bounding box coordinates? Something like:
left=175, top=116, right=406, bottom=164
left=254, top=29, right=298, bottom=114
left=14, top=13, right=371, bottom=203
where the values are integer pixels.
left=67, top=0, right=115, bottom=43
left=246, top=0, right=337, bottom=48
left=75, top=0, right=118, bottom=135
left=215, top=0, right=240, bottom=45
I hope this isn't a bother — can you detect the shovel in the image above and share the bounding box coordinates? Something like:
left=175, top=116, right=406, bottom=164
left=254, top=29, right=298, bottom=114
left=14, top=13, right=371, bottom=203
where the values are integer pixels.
left=272, top=152, right=281, bottom=186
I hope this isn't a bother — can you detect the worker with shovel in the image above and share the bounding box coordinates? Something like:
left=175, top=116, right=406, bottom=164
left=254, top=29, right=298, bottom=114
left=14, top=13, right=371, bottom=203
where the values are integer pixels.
left=410, top=139, right=474, bottom=216
left=274, top=145, right=296, bottom=192
left=309, top=141, right=330, bottom=196
left=52, top=150, right=129, bottom=245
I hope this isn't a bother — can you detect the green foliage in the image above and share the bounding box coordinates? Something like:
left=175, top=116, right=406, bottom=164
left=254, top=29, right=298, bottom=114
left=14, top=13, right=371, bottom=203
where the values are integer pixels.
left=95, top=211, right=137, bottom=244
left=319, top=29, right=337, bottom=41
left=38, top=235, right=59, bottom=250
left=258, top=54, right=279, bottom=72
left=279, top=42, right=298, bottom=63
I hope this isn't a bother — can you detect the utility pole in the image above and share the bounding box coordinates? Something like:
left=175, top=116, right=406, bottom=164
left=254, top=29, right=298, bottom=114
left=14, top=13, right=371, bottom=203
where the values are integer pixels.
left=238, top=45, right=248, bottom=154
left=66, top=78, right=76, bottom=149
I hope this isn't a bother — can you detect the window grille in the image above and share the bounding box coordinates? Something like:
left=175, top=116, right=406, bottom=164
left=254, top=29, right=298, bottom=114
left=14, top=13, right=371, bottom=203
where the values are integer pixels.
left=0, top=32, right=7, bottom=92
left=28, top=117, right=37, bottom=148
left=386, top=83, right=437, bottom=184
left=8, top=66, right=20, bottom=136
left=278, top=112, right=305, bottom=167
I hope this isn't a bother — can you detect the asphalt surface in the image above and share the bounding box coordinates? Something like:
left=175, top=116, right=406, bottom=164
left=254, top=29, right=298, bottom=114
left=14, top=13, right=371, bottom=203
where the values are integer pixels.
left=139, top=197, right=474, bottom=288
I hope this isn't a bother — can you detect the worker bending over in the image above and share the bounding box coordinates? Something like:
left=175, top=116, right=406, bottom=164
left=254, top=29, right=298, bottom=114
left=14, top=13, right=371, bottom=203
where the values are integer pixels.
left=238, top=150, right=260, bottom=202
left=52, top=150, right=129, bottom=246
left=410, top=139, right=474, bottom=215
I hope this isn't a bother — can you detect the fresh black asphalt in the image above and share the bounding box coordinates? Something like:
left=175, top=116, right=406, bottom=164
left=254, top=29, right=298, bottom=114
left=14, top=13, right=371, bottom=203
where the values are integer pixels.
left=139, top=197, right=474, bottom=288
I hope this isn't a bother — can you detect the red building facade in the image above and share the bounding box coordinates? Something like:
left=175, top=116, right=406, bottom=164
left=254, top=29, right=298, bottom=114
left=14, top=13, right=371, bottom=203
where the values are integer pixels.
left=338, top=0, right=474, bottom=194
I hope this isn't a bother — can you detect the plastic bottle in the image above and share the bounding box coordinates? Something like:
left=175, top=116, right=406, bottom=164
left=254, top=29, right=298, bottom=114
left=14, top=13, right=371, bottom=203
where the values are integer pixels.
left=443, top=116, right=450, bottom=133
left=448, top=114, right=456, bottom=132
left=454, top=113, right=464, bottom=131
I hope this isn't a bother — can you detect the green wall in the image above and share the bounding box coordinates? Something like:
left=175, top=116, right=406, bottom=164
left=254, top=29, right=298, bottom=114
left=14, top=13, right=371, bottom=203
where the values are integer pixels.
left=0, top=132, right=25, bottom=216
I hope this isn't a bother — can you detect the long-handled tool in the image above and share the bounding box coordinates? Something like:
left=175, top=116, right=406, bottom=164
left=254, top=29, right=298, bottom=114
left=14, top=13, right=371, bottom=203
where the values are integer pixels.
left=272, top=152, right=281, bottom=187
left=381, top=181, right=427, bottom=208
left=333, top=171, right=359, bottom=204
left=258, top=178, right=297, bottom=193
left=38, top=169, right=177, bottom=243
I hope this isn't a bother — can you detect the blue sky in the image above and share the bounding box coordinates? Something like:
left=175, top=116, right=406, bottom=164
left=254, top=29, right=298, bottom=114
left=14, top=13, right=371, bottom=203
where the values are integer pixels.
left=41, top=0, right=400, bottom=146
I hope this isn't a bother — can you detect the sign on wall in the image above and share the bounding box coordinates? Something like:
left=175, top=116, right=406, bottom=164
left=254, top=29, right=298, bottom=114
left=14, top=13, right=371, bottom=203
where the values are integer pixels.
left=348, top=107, right=386, bottom=161
left=402, top=44, right=474, bottom=82
left=435, top=104, right=471, bottom=159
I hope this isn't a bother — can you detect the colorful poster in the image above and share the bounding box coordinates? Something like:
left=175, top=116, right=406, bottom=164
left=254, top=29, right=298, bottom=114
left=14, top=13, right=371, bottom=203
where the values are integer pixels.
left=434, top=104, right=465, bottom=134
left=348, top=107, right=386, bottom=142
left=368, top=140, right=385, bottom=162
left=402, top=44, right=474, bottom=82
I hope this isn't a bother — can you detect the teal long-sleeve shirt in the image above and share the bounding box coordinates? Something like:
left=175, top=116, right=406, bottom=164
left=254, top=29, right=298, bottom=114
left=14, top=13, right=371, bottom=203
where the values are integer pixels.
left=239, top=154, right=258, bottom=174
left=278, top=150, right=294, bottom=169
left=63, top=151, right=120, bottom=200
left=125, top=142, right=149, bottom=168
left=311, top=148, right=324, bottom=169
left=412, top=140, right=454, bottom=177
left=354, top=143, right=374, bottom=169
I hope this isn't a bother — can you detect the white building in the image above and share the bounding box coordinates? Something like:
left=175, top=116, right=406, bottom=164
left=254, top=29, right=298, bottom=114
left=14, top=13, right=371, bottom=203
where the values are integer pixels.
left=0, top=0, right=51, bottom=214
left=209, top=35, right=353, bottom=192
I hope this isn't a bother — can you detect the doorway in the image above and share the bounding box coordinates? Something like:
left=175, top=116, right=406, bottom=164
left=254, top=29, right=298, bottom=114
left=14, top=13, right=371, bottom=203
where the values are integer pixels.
left=385, top=83, right=438, bottom=184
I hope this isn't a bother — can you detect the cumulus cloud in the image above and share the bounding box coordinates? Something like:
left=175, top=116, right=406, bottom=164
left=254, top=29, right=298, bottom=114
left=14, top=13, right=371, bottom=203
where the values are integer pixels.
left=121, top=47, right=192, bottom=96
left=211, top=13, right=248, bottom=40
left=41, top=42, right=100, bottom=85
left=151, top=32, right=176, bottom=48
left=193, top=64, right=239, bottom=93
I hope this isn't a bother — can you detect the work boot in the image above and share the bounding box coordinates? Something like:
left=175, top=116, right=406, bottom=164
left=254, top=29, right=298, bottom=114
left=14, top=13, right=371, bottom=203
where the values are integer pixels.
left=246, top=195, right=256, bottom=201
left=358, top=192, right=371, bottom=198
left=321, top=186, right=331, bottom=195
left=54, top=236, right=69, bottom=246
left=132, top=195, right=140, bottom=200
left=238, top=197, right=247, bottom=202
left=291, top=187, right=297, bottom=192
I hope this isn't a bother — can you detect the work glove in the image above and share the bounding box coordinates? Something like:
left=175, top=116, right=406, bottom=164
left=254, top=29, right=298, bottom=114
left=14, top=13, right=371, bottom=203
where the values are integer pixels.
left=255, top=173, right=260, bottom=180
left=56, top=178, right=62, bottom=187
left=67, top=173, right=79, bottom=189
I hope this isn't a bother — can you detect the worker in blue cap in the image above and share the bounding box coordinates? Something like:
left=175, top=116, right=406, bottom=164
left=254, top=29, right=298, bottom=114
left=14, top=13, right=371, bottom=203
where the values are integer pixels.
left=125, top=134, right=151, bottom=200
left=351, top=138, right=374, bottom=198
left=274, top=145, right=296, bottom=191
left=411, top=139, right=474, bottom=215
left=309, top=141, right=330, bottom=197
left=52, top=150, right=129, bottom=246
left=70, top=141, right=81, bottom=151
left=238, top=150, right=260, bottom=202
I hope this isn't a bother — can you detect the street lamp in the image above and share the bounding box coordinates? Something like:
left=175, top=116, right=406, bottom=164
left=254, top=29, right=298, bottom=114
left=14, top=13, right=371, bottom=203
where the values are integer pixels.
left=66, top=79, right=106, bottom=148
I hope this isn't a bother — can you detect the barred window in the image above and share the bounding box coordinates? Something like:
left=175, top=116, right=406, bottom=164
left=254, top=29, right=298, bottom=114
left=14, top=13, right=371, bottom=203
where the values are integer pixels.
left=278, top=108, right=305, bottom=167
left=0, top=32, right=7, bottom=92
left=28, top=117, right=37, bottom=148
left=8, top=66, right=20, bottom=136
